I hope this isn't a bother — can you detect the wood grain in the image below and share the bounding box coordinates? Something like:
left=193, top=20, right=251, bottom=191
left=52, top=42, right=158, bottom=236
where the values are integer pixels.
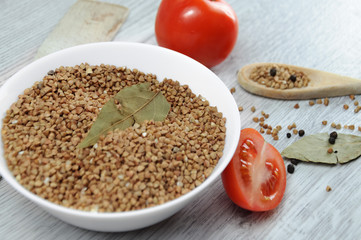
left=1, top=0, right=361, bottom=239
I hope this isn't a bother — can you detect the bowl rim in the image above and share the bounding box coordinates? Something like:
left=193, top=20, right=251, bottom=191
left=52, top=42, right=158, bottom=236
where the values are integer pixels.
left=0, top=41, right=241, bottom=219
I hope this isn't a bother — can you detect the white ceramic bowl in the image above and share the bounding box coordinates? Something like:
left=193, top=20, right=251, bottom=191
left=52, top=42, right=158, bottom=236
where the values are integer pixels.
left=0, top=42, right=240, bottom=232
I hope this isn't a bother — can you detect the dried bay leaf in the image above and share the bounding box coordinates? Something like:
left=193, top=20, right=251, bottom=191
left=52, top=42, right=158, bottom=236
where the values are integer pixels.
left=78, top=83, right=170, bottom=148
left=281, top=133, right=361, bottom=164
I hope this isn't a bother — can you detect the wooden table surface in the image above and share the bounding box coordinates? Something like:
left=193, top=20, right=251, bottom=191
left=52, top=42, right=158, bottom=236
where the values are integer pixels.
left=1, top=0, right=361, bottom=239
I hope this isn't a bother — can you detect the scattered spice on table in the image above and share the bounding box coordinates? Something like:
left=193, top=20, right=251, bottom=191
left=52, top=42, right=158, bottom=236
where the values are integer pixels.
left=326, top=185, right=332, bottom=192
left=287, top=164, right=295, bottom=174
left=288, top=123, right=296, bottom=130
left=329, top=137, right=336, bottom=144
left=298, top=129, right=305, bottom=137
left=355, top=106, right=361, bottom=113
left=323, top=98, right=329, bottom=106
left=290, top=159, right=300, bottom=165
left=330, top=131, right=338, bottom=139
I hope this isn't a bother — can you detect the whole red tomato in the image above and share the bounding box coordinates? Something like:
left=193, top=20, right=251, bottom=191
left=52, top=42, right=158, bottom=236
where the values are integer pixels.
left=155, top=0, right=238, bottom=68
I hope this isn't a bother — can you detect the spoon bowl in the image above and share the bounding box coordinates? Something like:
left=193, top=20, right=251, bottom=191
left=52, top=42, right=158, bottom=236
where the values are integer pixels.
left=238, top=63, right=361, bottom=99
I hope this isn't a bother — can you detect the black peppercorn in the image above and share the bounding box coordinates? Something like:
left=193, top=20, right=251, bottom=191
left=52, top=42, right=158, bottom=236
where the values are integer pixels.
left=329, top=137, right=336, bottom=144
left=47, top=70, right=55, bottom=75
left=291, top=159, right=300, bottom=165
left=286, top=133, right=291, bottom=138
left=298, top=129, right=305, bottom=137
left=330, top=131, right=338, bottom=139
left=289, top=74, right=297, bottom=82
left=287, top=164, right=295, bottom=174
left=270, top=68, right=277, bottom=77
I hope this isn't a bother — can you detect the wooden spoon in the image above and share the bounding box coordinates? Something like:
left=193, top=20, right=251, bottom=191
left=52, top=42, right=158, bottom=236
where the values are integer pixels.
left=237, top=63, right=361, bottom=100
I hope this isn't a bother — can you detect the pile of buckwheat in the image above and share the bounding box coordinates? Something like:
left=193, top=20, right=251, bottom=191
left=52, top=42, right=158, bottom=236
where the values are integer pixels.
left=2, top=63, right=226, bottom=212
left=249, top=64, right=310, bottom=89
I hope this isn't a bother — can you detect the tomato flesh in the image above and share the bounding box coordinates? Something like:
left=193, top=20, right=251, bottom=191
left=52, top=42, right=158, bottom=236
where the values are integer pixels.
left=222, top=128, right=286, bottom=211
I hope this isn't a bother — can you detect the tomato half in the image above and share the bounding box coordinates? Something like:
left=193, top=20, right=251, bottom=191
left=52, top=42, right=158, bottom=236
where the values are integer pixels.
left=155, top=0, right=238, bottom=68
left=221, top=128, right=286, bottom=211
